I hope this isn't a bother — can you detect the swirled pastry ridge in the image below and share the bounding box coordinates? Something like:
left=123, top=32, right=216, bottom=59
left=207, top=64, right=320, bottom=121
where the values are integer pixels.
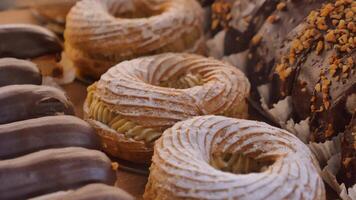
left=144, top=115, right=326, bottom=200
left=64, top=0, right=205, bottom=80
left=83, top=53, right=250, bottom=163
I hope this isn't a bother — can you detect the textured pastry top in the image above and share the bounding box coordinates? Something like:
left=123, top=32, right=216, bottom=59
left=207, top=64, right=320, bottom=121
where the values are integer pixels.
left=145, top=115, right=325, bottom=200
left=90, top=53, right=250, bottom=129
left=65, top=0, right=204, bottom=58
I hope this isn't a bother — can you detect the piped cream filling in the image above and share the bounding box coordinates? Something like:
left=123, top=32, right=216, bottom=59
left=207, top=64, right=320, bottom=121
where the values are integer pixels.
left=161, top=73, right=248, bottom=118
left=210, top=152, right=271, bottom=174
left=86, top=72, right=248, bottom=143
left=159, top=73, right=204, bottom=89
left=87, top=85, right=162, bottom=144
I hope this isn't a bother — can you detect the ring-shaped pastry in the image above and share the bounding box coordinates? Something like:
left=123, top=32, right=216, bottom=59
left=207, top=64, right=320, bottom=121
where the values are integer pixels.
left=83, top=53, right=250, bottom=163
left=64, top=0, right=205, bottom=80
left=144, top=115, right=325, bottom=200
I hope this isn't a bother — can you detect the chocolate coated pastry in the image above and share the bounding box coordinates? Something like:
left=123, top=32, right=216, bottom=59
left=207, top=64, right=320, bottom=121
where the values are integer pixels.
left=199, top=0, right=215, bottom=6
left=31, top=183, right=134, bottom=200
left=0, top=147, right=116, bottom=200
left=0, top=84, right=74, bottom=124
left=219, top=0, right=279, bottom=54
left=0, top=24, right=62, bottom=59
left=270, top=0, right=355, bottom=142
left=0, top=58, right=42, bottom=87
left=340, top=114, right=355, bottom=188
left=247, top=0, right=326, bottom=86
left=0, top=115, right=100, bottom=159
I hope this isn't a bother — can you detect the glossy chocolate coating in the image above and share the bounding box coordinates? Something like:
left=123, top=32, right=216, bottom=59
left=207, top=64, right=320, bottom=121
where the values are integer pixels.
left=0, top=58, right=42, bottom=87
left=247, top=0, right=326, bottom=86
left=295, top=52, right=355, bottom=142
left=0, top=115, right=100, bottom=159
left=31, top=184, right=134, bottom=200
left=0, top=147, right=116, bottom=200
left=224, top=0, right=278, bottom=54
left=199, top=0, right=215, bottom=6
left=0, top=84, right=74, bottom=124
left=266, top=1, right=355, bottom=142
left=340, top=115, right=356, bottom=187
left=0, top=24, right=62, bottom=59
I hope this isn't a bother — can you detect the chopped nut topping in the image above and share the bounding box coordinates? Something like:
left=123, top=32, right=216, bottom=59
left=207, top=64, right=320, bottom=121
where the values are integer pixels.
left=276, top=2, right=287, bottom=11
left=251, top=34, right=263, bottom=46
left=211, top=0, right=233, bottom=30
left=267, top=14, right=280, bottom=24
left=274, top=0, right=354, bottom=117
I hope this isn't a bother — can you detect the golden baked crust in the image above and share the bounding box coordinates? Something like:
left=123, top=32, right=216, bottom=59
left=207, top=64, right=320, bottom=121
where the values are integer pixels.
left=29, top=0, right=78, bottom=24
left=83, top=53, right=250, bottom=163
left=64, top=0, right=205, bottom=80
left=144, top=115, right=326, bottom=200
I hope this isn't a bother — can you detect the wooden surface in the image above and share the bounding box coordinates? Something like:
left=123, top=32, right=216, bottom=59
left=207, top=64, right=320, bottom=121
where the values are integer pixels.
left=0, top=9, right=148, bottom=199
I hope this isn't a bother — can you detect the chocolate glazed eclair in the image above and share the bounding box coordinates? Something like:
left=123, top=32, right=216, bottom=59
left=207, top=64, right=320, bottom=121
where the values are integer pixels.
left=0, top=147, right=116, bottom=200
left=0, top=58, right=42, bottom=87
left=0, top=84, right=74, bottom=124
left=0, top=115, right=100, bottom=159
left=0, top=24, right=66, bottom=80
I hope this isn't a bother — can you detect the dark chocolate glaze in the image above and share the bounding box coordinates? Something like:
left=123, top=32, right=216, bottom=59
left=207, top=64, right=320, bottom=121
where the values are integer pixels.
left=262, top=1, right=355, bottom=142
left=0, top=84, right=74, bottom=124
left=0, top=58, right=42, bottom=87
left=224, top=0, right=279, bottom=54
left=247, top=0, right=326, bottom=87
left=0, top=115, right=100, bottom=159
left=33, top=183, right=134, bottom=200
left=199, top=0, right=215, bottom=6
left=299, top=52, right=355, bottom=142
left=0, top=24, right=62, bottom=59
left=0, top=147, right=116, bottom=200
left=340, top=114, right=355, bottom=188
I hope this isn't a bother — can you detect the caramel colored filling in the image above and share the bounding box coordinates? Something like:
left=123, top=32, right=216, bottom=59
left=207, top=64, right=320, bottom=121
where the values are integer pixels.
left=87, top=86, right=162, bottom=144
left=210, top=152, right=272, bottom=174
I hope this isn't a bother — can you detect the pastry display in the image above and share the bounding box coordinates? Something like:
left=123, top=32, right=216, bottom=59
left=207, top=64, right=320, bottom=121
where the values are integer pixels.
left=0, top=80, right=121, bottom=199
left=0, top=115, right=99, bottom=159
left=144, top=115, right=325, bottom=200
left=0, top=58, right=42, bottom=86
left=64, top=0, right=205, bottom=81
left=0, top=147, right=116, bottom=200
left=0, top=84, right=74, bottom=124
left=31, top=183, right=134, bottom=200
left=1, top=1, right=356, bottom=199
left=84, top=53, right=250, bottom=163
